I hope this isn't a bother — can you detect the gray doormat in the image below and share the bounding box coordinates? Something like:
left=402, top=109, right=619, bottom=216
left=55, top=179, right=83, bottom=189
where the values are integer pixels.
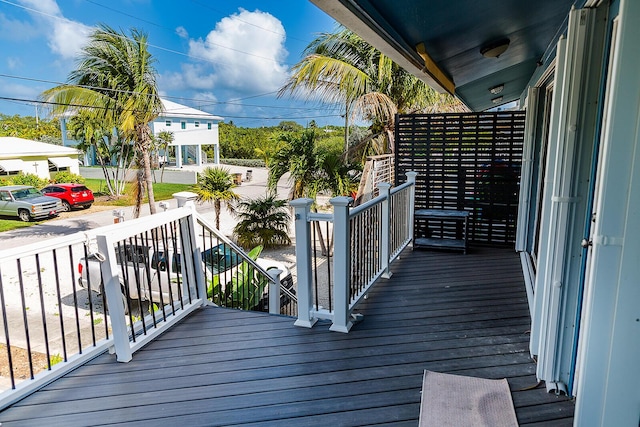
left=419, top=370, right=519, bottom=427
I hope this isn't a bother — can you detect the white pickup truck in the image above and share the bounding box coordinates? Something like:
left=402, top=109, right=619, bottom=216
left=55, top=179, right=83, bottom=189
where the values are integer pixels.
left=78, top=242, right=291, bottom=311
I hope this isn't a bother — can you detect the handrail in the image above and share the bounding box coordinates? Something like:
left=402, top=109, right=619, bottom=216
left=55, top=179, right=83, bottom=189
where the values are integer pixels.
left=349, top=191, right=386, bottom=216
left=0, top=200, right=296, bottom=410
left=195, top=214, right=277, bottom=285
left=291, top=171, right=417, bottom=333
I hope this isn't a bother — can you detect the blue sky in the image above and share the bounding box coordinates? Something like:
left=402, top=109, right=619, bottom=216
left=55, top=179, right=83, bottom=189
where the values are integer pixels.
left=0, top=0, right=343, bottom=127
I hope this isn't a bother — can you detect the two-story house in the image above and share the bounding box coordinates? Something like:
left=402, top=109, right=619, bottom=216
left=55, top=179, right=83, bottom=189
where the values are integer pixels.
left=150, top=99, right=223, bottom=168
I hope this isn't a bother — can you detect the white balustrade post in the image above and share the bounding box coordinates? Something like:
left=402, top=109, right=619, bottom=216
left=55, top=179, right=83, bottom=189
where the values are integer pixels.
left=268, top=268, right=282, bottom=314
left=406, top=172, right=418, bottom=245
left=181, top=203, right=206, bottom=306
left=378, top=183, right=392, bottom=279
left=290, top=198, right=317, bottom=328
left=329, top=196, right=353, bottom=333
left=96, top=235, right=132, bottom=362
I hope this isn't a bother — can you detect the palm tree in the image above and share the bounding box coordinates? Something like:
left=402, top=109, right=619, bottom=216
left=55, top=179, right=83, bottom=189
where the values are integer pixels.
left=268, top=130, right=357, bottom=200
left=233, top=193, right=291, bottom=249
left=67, top=111, right=133, bottom=197
left=42, top=24, right=163, bottom=217
left=268, top=130, right=357, bottom=256
left=194, top=167, right=240, bottom=230
left=153, top=131, right=174, bottom=183
left=278, top=28, right=464, bottom=158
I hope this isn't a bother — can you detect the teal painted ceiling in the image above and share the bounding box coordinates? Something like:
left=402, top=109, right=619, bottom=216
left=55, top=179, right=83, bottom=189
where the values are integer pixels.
left=313, top=0, right=580, bottom=111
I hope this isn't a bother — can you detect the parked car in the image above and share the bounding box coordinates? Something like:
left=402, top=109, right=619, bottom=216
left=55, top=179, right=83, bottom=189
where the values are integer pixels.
left=0, top=185, right=62, bottom=222
left=41, top=183, right=94, bottom=211
left=78, top=242, right=292, bottom=312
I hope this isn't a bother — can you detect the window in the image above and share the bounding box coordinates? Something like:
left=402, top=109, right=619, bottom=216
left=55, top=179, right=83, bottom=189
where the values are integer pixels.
left=181, top=121, right=186, bottom=130
left=194, top=121, right=200, bottom=127
left=165, top=120, right=171, bottom=127
left=207, top=122, right=212, bottom=130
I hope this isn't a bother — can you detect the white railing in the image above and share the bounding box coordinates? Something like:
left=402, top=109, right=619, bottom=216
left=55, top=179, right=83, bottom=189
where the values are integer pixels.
left=291, top=172, right=417, bottom=333
left=354, top=154, right=395, bottom=205
left=0, top=205, right=207, bottom=410
left=0, top=203, right=288, bottom=410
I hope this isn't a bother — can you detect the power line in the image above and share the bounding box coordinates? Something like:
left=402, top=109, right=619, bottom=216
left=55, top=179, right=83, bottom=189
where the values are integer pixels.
left=0, top=74, right=337, bottom=112
left=0, top=95, right=343, bottom=121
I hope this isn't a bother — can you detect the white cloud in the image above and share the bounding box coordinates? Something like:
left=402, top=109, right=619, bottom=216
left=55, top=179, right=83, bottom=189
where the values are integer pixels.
left=192, top=92, right=218, bottom=103
left=184, top=9, right=289, bottom=94
left=18, top=0, right=61, bottom=16
left=223, top=102, right=243, bottom=115
left=7, top=57, right=23, bottom=69
left=176, top=26, right=188, bottom=39
left=15, top=0, right=93, bottom=59
left=0, top=12, right=39, bottom=41
left=48, top=18, right=93, bottom=59
left=2, top=82, right=41, bottom=99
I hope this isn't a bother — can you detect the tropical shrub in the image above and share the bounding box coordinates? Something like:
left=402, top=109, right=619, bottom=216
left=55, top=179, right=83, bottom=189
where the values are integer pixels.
left=50, top=171, right=85, bottom=184
left=220, top=159, right=265, bottom=168
left=207, top=246, right=269, bottom=311
left=11, top=173, right=49, bottom=189
left=233, top=193, right=291, bottom=249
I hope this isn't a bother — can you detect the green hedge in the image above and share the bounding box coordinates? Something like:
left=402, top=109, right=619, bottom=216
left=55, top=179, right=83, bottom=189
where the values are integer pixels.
left=220, top=159, right=266, bottom=168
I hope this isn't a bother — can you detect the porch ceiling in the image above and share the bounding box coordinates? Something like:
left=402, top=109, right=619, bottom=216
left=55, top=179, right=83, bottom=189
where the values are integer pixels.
left=311, top=0, right=579, bottom=111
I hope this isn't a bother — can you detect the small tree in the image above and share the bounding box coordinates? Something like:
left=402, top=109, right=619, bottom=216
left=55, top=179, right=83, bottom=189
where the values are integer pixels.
left=153, top=131, right=173, bottom=183
left=194, top=167, right=239, bottom=230
left=233, top=193, right=291, bottom=249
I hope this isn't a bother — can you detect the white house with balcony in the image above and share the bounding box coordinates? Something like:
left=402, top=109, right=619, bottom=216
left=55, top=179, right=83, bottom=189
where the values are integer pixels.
left=151, top=99, right=223, bottom=168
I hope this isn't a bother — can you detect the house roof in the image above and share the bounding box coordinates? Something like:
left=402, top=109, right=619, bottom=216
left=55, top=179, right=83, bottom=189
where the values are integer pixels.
left=159, top=98, right=223, bottom=121
left=0, top=137, right=80, bottom=158
left=311, top=0, right=582, bottom=111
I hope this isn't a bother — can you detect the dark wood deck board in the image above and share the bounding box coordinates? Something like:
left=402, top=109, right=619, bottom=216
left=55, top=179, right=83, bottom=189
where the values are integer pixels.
left=0, top=246, right=574, bottom=426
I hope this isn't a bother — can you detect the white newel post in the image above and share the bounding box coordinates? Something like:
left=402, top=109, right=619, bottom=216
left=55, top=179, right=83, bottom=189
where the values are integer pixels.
left=378, top=183, right=392, bottom=279
left=96, top=235, right=132, bottom=362
left=329, top=196, right=353, bottom=333
left=290, top=198, right=317, bottom=328
left=406, top=172, right=418, bottom=244
left=268, top=268, right=282, bottom=314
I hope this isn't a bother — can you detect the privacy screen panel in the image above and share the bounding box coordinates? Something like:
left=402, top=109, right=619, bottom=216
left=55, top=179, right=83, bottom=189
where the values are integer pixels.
left=395, top=112, right=525, bottom=245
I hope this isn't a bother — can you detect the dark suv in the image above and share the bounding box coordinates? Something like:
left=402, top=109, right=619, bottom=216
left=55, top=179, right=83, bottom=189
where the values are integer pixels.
left=41, top=183, right=94, bottom=211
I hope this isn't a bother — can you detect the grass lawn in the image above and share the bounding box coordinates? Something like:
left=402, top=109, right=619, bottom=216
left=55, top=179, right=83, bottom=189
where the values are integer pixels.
left=0, top=180, right=196, bottom=233
left=84, top=179, right=195, bottom=207
left=0, top=220, right=37, bottom=233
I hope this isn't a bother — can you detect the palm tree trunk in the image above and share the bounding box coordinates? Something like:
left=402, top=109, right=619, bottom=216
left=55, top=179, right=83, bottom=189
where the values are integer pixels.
left=215, top=200, right=221, bottom=230
left=139, top=125, right=157, bottom=215
left=143, top=150, right=156, bottom=214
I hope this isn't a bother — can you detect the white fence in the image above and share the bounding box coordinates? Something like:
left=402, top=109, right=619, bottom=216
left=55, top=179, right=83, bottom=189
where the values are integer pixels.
left=0, top=205, right=285, bottom=410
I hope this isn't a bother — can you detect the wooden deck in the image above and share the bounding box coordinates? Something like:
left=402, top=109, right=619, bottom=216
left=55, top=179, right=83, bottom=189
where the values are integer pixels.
left=0, top=246, right=574, bottom=426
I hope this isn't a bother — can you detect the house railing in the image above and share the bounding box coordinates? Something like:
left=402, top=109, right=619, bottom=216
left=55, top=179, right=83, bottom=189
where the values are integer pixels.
left=0, top=204, right=288, bottom=410
left=291, top=172, right=417, bottom=333
left=354, top=154, right=395, bottom=205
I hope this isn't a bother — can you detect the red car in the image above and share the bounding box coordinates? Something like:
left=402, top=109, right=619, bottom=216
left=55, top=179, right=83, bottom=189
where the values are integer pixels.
left=41, top=183, right=94, bottom=211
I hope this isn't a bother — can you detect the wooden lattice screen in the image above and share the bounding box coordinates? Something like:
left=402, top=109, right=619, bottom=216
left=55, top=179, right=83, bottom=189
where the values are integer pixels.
left=395, top=112, right=525, bottom=245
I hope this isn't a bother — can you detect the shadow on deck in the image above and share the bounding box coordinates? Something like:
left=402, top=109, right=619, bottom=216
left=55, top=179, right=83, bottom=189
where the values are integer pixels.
left=0, top=246, right=574, bottom=426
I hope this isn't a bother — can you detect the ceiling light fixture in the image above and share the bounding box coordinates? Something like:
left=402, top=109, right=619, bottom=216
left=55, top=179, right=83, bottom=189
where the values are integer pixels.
left=489, top=84, right=504, bottom=95
left=492, top=96, right=504, bottom=104
left=480, top=39, right=510, bottom=58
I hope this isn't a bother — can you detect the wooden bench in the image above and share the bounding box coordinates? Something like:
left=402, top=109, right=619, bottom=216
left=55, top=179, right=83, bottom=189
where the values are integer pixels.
left=414, top=209, right=470, bottom=254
